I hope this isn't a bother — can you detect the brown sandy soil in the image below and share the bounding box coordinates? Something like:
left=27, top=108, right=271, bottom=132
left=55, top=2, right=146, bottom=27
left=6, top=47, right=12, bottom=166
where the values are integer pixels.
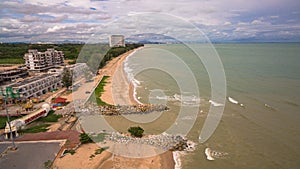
left=53, top=143, right=174, bottom=169
left=64, top=59, right=75, bottom=65
left=110, top=151, right=175, bottom=169
left=47, top=123, right=62, bottom=132
left=0, top=64, right=22, bottom=71
left=53, top=143, right=113, bottom=169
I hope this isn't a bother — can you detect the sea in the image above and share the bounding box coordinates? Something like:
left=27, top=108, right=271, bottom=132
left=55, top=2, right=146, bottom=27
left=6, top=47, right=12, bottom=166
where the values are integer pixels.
left=118, top=43, right=300, bottom=169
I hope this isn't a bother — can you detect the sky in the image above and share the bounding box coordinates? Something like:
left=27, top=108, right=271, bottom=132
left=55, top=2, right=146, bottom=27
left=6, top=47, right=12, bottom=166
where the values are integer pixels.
left=0, top=0, right=300, bottom=43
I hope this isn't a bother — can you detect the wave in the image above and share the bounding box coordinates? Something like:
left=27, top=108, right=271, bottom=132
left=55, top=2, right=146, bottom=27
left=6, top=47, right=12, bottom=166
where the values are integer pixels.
left=228, top=97, right=244, bottom=107
left=264, top=103, right=276, bottom=111
left=173, top=151, right=182, bottom=169
left=205, top=147, right=228, bottom=161
left=209, top=100, right=224, bottom=107
left=228, top=97, right=238, bottom=104
left=205, top=148, right=215, bottom=160
left=123, top=49, right=143, bottom=104
left=153, top=94, right=201, bottom=106
left=181, top=116, right=194, bottom=120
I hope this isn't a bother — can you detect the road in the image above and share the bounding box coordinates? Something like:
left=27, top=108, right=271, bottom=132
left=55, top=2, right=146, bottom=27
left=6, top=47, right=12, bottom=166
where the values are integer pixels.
left=0, top=141, right=62, bottom=169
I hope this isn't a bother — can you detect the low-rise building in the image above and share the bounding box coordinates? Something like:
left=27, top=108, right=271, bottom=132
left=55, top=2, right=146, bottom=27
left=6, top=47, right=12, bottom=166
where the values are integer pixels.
left=0, top=67, right=29, bottom=85
left=24, top=48, right=64, bottom=72
left=9, top=73, right=62, bottom=99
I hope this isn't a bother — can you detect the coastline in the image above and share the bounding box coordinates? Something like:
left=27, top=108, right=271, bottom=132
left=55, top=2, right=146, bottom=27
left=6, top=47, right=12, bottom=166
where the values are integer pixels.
left=99, top=47, right=176, bottom=169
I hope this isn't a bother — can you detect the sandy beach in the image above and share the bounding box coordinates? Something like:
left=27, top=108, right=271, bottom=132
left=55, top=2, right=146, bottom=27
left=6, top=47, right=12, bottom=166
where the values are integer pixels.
left=55, top=48, right=175, bottom=169
left=100, top=49, right=139, bottom=105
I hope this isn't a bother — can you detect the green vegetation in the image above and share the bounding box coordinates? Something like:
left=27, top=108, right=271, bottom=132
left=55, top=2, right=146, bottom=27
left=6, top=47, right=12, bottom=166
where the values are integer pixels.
left=36, top=110, right=62, bottom=123
left=0, top=116, right=20, bottom=129
left=0, top=43, right=83, bottom=64
left=91, top=133, right=106, bottom=142
left=95, top=147, right=109, bottom=155
left=128, top=126, right=144, bottom=138
left=0, top=43, right=143, bottom=64
left=79, top=133, right=93, bottom=144
left=88, top=76, right=110, bottom=106
left=98, top=44, right=144, bottom=69
left=63, top=149, right=76, bottom=155
left=44, top=160, right=53, bottom=169
left=0, top=58, right=24, bottom=64
left=62, top=67, right=73, bottom=88
left=90, top=147, right=109, bottom=159
left=20, top=124, right=50, bottom=133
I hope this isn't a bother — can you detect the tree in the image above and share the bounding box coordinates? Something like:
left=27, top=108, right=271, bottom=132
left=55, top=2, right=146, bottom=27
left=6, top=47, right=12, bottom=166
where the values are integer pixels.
left=80, top=133, right=93, bottom=144
left=62, top=67, right=72, bottom=89
left=128, top=126, right=144, bottom=138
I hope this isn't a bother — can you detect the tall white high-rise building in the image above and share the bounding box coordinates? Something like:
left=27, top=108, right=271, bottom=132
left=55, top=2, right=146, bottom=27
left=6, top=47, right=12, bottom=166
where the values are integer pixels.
left=109, top=35, right=125, bottom=47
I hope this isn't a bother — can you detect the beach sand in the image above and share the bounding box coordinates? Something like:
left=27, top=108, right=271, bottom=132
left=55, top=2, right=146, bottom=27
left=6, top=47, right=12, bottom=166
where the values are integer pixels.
left=100, top=49, right=139, bottom=105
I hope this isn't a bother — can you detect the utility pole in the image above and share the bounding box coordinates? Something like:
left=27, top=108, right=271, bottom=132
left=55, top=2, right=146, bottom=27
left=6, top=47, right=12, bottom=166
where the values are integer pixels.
left=1, top=87, right=16, bottom=149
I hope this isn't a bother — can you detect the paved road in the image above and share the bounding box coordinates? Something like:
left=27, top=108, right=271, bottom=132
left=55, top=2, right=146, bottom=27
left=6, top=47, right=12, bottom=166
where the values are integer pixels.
left=0, top=141, right=62, bottom=169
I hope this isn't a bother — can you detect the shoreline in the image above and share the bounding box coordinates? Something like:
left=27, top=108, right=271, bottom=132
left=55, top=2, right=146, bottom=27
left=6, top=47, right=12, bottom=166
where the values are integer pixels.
left=99, top=47, right=177, bottom=169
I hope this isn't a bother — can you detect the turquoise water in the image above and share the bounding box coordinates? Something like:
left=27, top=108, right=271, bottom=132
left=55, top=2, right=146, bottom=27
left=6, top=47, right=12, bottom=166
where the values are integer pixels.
left=124, top=43, right=300, bottom=169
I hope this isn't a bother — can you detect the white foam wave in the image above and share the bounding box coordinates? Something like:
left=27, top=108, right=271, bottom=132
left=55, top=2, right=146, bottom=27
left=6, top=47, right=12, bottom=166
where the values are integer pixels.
left=123, top=49, right=143, bottom=104
left=205, top=148, right=215, bottom=161
left=209, top=100, right=224, bottom=107
left=228, top=97, right=238, bottom=104
left=228, top=97, right=245, bottom=107
left=152, top=94, right=200, bottom=105
left=181, top=116, right=194, bottom=120
left=173, top=151, right=182, bottom=169
left=205, top=147, right=229, bottom=161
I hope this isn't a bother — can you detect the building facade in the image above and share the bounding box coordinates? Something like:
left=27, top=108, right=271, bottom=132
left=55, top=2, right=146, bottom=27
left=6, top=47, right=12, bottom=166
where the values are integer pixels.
left=109, top=35, right=125, bottom=47
left=0, top=67, right=28, bottom=85
left=24, top=48, right=64, bottom=71
left=9, top=73, right=62, bottom=99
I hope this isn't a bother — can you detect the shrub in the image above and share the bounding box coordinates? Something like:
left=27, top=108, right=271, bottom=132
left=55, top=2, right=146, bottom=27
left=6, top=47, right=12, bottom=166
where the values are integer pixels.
left=128, top=126, right=144, bottom=138
left=79, top=133, right=93, bottom=144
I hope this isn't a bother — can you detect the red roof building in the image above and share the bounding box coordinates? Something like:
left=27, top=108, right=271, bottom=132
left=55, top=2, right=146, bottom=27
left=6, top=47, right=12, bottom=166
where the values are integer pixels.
left=52, top=97, right=67, bottom=104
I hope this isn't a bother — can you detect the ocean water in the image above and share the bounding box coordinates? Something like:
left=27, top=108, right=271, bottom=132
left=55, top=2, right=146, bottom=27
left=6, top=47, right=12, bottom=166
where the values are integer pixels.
left=122, top=43, right=300, bottom=169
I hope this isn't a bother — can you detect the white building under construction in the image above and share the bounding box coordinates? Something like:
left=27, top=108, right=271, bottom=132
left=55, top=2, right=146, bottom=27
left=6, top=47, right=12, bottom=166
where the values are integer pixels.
left=9, top=73, right=62, bottom=99
left=24, top=48, right=64, bottom=72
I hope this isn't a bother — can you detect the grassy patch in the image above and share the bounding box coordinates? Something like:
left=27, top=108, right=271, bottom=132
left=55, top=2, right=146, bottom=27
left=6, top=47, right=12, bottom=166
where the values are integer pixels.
left=19, top=124, right=50, bottom=133
left=90, top=147, right=109, bottom=159
left=88, top=76, right=110, bottom=106
left=91, top=133, right=106, bottom=142
left=0, top=58, right=24, bottom=64
left=44, top=160, right=52, bottom=169
left=63, top=149, right=76, bottom=155
left=79, top=133, right=93, bottom=144
left=36, top=110, right=62, bottom=123
left=95, top=147, right=109, bottom=155
left=0, top=116, right=20, bottom=129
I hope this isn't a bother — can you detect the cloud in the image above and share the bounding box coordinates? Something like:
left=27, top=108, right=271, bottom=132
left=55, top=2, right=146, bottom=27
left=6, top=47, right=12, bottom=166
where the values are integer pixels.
left=46, top=25, right=66, bottom=33
left=21, top=15, right=40, bottom=22
left=0, top=0, right=299, bottom=42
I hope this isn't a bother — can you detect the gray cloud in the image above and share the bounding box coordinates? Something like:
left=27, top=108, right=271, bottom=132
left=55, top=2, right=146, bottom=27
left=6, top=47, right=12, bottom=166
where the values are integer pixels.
left=0, top=0, right=299, bottom=42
